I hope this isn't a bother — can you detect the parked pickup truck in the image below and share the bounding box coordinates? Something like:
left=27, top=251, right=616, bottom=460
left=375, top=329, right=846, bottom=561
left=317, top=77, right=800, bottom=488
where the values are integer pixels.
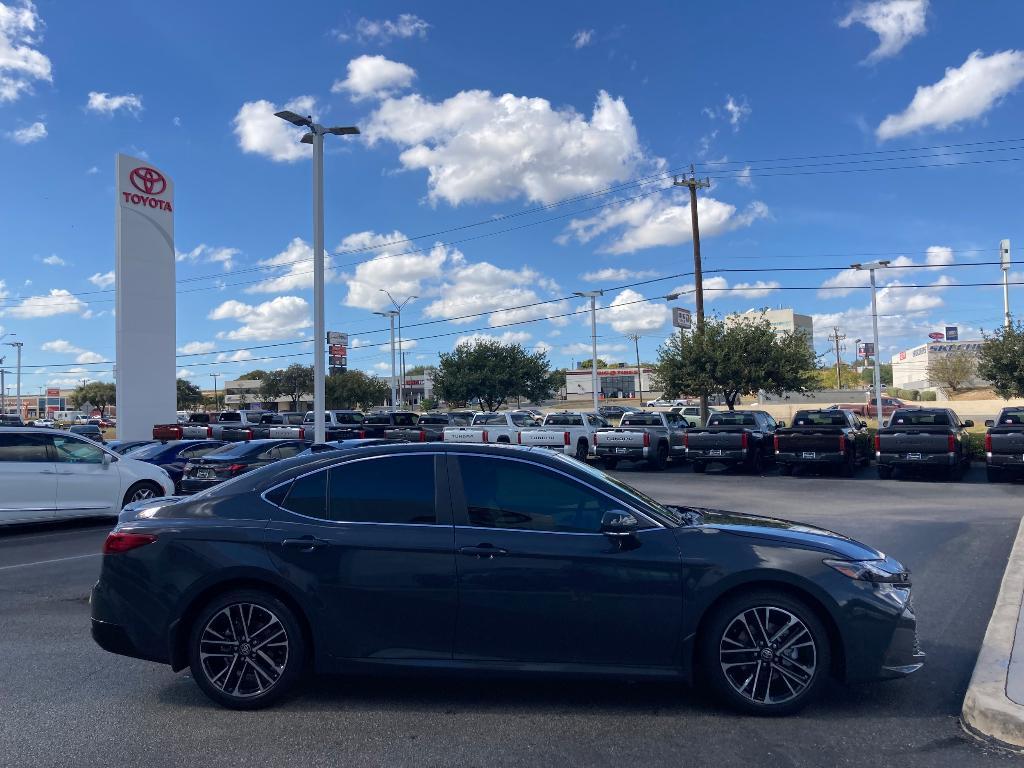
left=442, top=411, right=539, bottom=444
left=832, top=396, right=912, bottom=421
left=384, top=412, right=472, bottom=442
left=984, top=408, right=1024, bottom=482
left=684, top=410, right=779, bottom=474
left=773, top=409, right=870, bottom=477
left=358, top=411, right=420, bottom=439
left=876, top=408, right=973, bottom=480
left=153, top=415, right=220, bottom=440
left=294, top=410, right=367, bottom=442
left=220, top=412, right=306, bottom=441
left=593, top=411, right=688, bottom=470
left=518, top=411, right=609, bottom=460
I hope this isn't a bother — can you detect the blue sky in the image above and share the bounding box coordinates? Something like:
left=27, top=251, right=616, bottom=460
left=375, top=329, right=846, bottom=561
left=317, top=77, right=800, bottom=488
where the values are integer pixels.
left=1, top=0, right=1023, bottom=392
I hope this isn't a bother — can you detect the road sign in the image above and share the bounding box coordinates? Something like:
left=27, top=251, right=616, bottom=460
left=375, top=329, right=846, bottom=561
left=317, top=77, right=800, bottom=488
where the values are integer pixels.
left=329, top=344, right=347, bottom=356
left=327, top=331, right=348, bottom=346
left=672, top=307, right=692, bottom=330
left=857, top=342, right=875, bottom=356
left=945, top=326, right=959, bottom=341
left=46, top=388, right=60, bottom=397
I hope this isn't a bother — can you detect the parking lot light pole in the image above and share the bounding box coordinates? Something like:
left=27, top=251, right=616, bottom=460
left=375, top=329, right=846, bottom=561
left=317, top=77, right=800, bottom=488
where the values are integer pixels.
left=380, top=290, right=416, bottom=409
left=375, top=310, right=399, bottom=409
left=851, top=261, right=890, bottom=425
left=2, top=337, right=21, bottom=419
left=211, top=372, right=221, bottom=412
left=275, top=110, right=359, bottom=444
left=574, top=291, right=603, bottom=415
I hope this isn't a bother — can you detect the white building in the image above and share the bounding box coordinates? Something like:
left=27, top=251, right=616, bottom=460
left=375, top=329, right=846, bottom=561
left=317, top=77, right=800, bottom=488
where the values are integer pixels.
left=564, top=366, right=658, bottom=401
left=727, top=308, right=815, bottom=352
left=891, top=340, right=985, bottom=391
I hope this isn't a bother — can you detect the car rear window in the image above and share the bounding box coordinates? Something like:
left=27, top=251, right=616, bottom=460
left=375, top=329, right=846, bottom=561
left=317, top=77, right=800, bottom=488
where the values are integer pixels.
left=544, top=414, right=584, bottom=426
left=364, top=415, right=392, bottom=425
left=708, top=413, right=756, bottom=426
left=418, top=415, right=449, bottom=425
left=793, top=412, right=848, bottom=426
left=621, top=414, right=662, bottom=426
left=218, top=412, right=241, bottom=422
left=125, top=442, right=172, bottom=460
left=890, top=411, right=950, bottom=426
left=999, top=410, right=1024, bottom=425
left=474, top=413, right=507, bottom=425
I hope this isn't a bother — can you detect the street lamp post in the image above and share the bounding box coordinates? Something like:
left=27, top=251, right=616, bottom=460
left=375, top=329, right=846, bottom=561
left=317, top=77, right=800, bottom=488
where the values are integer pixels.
left=380, top=290, right=416, bottom=409
left=275, top=110, right=359, bottom=444
left=211, top=372, right=221, bottom=412
left=374, top=310, right=399, bottom=409
left=4, top=341, right=22, bottom=420
left=1001, top=239, right=1012, bottom=327
left=573, top=291, right=604, bottom=415
left=852, top=261, right=890, bottom=425
left=626, top=333, right=643, bottom=405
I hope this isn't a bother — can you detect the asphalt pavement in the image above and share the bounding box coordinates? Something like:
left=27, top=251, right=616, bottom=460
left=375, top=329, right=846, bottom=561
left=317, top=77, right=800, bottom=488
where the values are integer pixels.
left=1, top=463, right=1022, bottom=767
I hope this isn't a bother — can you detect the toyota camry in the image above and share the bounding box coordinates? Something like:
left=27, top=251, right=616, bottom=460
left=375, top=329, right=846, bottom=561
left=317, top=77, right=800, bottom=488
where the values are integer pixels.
left=91, top=443, right=923, bottom=714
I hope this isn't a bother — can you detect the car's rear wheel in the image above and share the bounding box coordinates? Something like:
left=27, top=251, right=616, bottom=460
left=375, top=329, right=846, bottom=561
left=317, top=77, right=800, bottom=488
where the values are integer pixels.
left=987, top=466, right=1003, bottom=483
left=189, top=589, right=305, bottom=710
left=748, top=449, right=765, bottom=475
left=778, top=463, right=793, bottom=476
left=122, top=481, right=162, bottom=508
left=840, top=451, right=856, bottom=478
left=575, top=439, right=589, bottom=462
left=700, top=590, right=830, bottom=716
left=648, top=442, right=669, bottom=470
left=877, top=465, right=893, bottom=480
left=692, top=461, right=707, bottom=473
left=602, top=458, right=618, bottom=470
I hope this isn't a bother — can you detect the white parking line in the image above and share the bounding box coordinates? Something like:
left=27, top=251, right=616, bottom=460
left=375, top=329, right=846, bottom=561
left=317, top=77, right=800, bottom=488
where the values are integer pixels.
left=0, top=553, right=100, bottom=571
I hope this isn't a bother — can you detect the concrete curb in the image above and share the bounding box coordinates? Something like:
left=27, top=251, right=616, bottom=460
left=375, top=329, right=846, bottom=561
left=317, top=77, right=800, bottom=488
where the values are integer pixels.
left=961, top=514, right=1024, bottom=751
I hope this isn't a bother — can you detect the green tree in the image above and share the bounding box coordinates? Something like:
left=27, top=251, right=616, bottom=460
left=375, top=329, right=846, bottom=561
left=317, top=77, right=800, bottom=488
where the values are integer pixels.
left=578, top=358, right=608, bottom=369
left=176, top=378, right=204, bottom=411
left=928, top=349, right=978, bottom=396
left=405, top=365, right=434, bottom=377
left=260, top=364, right=314, bottom=410
left=238, top=369, right=269, bottom=380
left=978, top=322, right=1024, bottom=398
left=325, top=371, right=390, bottom=410
left=69, top=381, right=116, bottom=416
left=434, top=340, right=554, bottom=411
left=655, top=314, right=819, bottom=410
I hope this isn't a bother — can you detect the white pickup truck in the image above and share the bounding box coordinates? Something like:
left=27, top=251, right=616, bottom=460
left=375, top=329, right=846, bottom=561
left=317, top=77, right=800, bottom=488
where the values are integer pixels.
left=442, top=411, right=540, bottom=444
left=517, top=411, right=609, bottom=461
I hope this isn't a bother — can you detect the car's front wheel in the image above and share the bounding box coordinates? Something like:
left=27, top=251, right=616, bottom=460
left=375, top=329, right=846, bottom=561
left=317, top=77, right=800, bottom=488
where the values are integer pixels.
left=189, top=589, right=305, bottom=709
left=700, top=590, right=830, bottom=716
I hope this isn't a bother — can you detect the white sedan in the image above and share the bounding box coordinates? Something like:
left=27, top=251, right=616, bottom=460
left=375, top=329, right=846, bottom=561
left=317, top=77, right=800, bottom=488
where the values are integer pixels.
left=0, top=428, right=175, bottom=526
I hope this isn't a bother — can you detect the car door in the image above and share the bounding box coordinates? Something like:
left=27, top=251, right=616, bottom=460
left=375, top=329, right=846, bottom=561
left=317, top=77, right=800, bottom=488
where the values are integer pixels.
left=0, top=432, right=58, bottom=523
left=50, top=433, right=120, bottom=518
left=264, top=452, right=457, bottom=661
left=448, top=453, right=683, bottom=668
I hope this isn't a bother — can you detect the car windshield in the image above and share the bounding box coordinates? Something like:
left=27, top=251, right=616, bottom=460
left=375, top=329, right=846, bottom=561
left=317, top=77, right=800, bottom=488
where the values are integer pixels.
left=218, top=412, right=241, bottom=422
left=203, top=442, right=264, bottom=459
left=418, top=416, right=449, bottom=425
left=708, top=413, right=757, bottom=426
left=793, top=412, right=848, bottom=426
left=621, top=414, right=662, bottom=426
left=999, top=410, right=1024, bottom=425
left=890, top=411, right=950, bottom=426
left=125, top=442, right=173, bottom=460
left=544, top=414, right=584, bottom=426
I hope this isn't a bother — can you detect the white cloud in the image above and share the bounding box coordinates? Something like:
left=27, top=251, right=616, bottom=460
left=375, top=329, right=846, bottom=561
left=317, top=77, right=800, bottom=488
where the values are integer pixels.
left=246, top=237, right=333, bottom=293
left=454, top=331, right=533, bottom=349
left=877, top=50, right=1024, bottom=140
left=8, top=120, right=45, bottom=143
left=208, top=296, right=311, bottom=341
left=565, top=192, right=769, bottom=254
left=377, top=338, right=418, bottom=353
left=88, top=271, right=115, bottom=289
left=216, top=349, right=253, bottom=363
left=343, top=14, right=430, bottom=43
left=85, top=91, right=142, bottom=116
left=0, top=0, right=51, bottom=102
left=0, top=280, right=7, bottom=299
left=840, top=0, right=928, bottom=64
left=818, top=247, right=954, bottom=297
left=86, top=166, right=98, bottom=175
left=425, top=261, right=567, bottom=327
left=723, top=95, right=750, bottom=130
left=602, top=289, right=671, bottom=333
left=3, top=288, right=86, bottom=318
left=233, top=95, right=316, bottom=163
left=572, top=29, right=594, bottom=49
left=341, top=231, right=453, bottom=311
left=176, top=368, right=195, bottom=379
left=40, top=339, right=102, bottom=363
left=177, top=341, right=216, bottom=355
left=41, top=254, right=64, bottom=266
left=580, top=268, right=659, bottom=282
left=46, top=366, right=89, bottom=388
left=332, top=55, right=415, bottom=101
left=366, top=89, right=643, bottom=206
left=176, top=244, right=240, bottom=271
left=560, top=342, right=627, bottom=358
left=75, top=351, right=104, bottom=364
left=534, top=340, right=553, bottom=355
left=736, top=166, right=754, bottom=188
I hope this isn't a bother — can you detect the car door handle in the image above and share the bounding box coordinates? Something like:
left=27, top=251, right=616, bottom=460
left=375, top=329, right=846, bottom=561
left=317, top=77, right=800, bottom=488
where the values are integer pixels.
left=459, top=545, right=508, bottom=559
left=281, top=537, right=330, bottom=552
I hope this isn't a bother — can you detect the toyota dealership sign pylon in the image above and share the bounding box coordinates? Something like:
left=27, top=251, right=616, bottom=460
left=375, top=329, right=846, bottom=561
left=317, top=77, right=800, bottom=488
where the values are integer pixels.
left=115, top=154, right=176, bottom=440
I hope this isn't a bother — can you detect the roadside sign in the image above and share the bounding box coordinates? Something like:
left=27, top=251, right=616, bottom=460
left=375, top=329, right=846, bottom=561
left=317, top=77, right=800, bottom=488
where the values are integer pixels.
left=1000, top=239, right=1011, bottom=271
left=928, top=332, right=944, bottom=340
left=945, top=326, right=959, bottom=341
left=327, top=331, right=348, bottom=346
left=857, top=342, right=874, bottom=356
left=329, top=344, right=347, bottom=356
left=672, top=307, right=692, bottom=330
left=46, top=388, right=60, bottom=397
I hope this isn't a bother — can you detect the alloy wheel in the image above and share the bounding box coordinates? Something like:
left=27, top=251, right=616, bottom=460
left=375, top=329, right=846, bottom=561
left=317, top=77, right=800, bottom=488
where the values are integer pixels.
left=198, top=603, right=289, bottom=699
left=130, top=486, right=157, bottom=502
left=719, top=605, right=817, bottom=706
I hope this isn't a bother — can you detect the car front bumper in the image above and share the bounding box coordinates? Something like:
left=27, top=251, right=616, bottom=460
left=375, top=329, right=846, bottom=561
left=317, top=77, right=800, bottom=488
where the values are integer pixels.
left=878, top=602, right=926, bottom=678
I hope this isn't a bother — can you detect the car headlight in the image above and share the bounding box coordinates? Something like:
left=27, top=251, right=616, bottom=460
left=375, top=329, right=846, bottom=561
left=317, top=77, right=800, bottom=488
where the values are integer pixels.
left=824, top=558, right=912, bottom=608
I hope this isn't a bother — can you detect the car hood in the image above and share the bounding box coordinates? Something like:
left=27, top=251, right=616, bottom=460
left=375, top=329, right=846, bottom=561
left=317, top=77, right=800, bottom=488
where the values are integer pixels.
left=688, top=507, right=884, bottom=560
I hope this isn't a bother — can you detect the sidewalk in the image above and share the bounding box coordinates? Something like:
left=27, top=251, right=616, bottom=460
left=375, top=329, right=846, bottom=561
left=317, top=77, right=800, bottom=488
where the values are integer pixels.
left=962, top=514, right=1024, bottom=751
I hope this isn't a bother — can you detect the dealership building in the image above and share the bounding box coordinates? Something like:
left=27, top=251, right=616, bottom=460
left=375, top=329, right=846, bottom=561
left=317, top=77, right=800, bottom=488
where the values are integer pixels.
left=726, top=308, right=815, bottom=352
left=891, top=339, right=986, bottom=391
left=564, top=366, right=658, bottom=401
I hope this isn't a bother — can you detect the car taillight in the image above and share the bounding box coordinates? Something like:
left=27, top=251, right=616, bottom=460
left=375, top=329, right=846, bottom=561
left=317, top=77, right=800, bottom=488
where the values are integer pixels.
left=227, top=463, right=248, bottom=474
left=773, top=435, right=780, bottom=452
left=419, top=429, right=427, bottom=442
left=741, top=432, right=749, bottom=449
left=838, top=434, right=846, bottom=451
left=358, top=430, right=366, bottom=438
left=244, top=429, right=253, bottom=441
left=103, top=532, right=157, bottom=554
left=298, top=427, right=305, bottom=439
left=482, top=430, right=489, bottom=443
left=643, top=432, right=650, bottom=447
left=516, top=432, right=522, bottom=444
left=205, top=426, right=213, bottom=437
left=948, top=434, right=955, bottom=452
left=874, top=434, right=881, bottom=452
left=684, top=431, right=689, bottom=448
left=985, top=433, right=992, bottom=452
left=593, top=433, right=598, bottom=445
left=564, top=431, right=571, bottom=446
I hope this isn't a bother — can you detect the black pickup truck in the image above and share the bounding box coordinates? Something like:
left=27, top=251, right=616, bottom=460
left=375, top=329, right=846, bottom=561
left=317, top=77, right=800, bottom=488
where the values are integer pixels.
left=985, top=408, right=1024, bottom=482
left=360, top=411, right=420, bottom=438
left=684, top=410, right=779, bottom=474
left=384, top=412, right=472, bottom=442
left=220, top=412, right=306, bottom=441
left=774, top=409, right=871, bottom=477
left=876, top=408, right=974, bottom=480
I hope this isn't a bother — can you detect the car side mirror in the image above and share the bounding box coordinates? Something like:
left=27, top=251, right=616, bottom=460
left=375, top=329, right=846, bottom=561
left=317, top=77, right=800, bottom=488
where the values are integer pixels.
left=102, top=452, right=112, bottom=468
left=985, top=419, right=995, bottom=428
left=777, top=420, right=786, bottom=428
left=600, top=510, right=638, bottom=537
left=963, top=419, right=974, bottom=428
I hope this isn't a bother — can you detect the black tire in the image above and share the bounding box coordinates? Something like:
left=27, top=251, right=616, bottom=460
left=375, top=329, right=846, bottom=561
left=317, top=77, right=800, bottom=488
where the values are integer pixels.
left=121, top=481, right=163, bottom=509
left=778, top=463, right=793, bottom=476
left=602, top=458, right=618, bottom=470
left=692, top=461, right=707, bottom=474
left=648, top=442, right=669, bottom=470
left=987, top=466, right=1003, bottom=483
left=699, top=590, right=831, bottom=716
left=748, top=449, right=765, bottom=475
left=575, top=439, right=589, bottom=462
left=839, top=451, right=855, bottom=478
left=189, top=589, right=305, bottom=710
left=496, top=436, right=510, bottom=444
left=950, top=460, right=965, bottom=481
left=877, top=465, right=892, bottom=480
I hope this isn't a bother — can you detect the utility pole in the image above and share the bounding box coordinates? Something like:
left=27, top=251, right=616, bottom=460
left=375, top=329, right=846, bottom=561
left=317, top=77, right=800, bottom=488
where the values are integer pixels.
left=0, top=365, right=6, bottom=415
left=1001, top=239, right=1012, bottom=327
left=574, top=290, right=604, bottom=415
left=374, top=310, right=399, bottom=409
left=674, top=166, right=711, bottom=425
left=831, top=327, right=847, bottom=389
left=4, top=341, right=22, bottom=419
left=211, top=373, right=221, bottom=412
left=626, top=333, right=643, bottom=405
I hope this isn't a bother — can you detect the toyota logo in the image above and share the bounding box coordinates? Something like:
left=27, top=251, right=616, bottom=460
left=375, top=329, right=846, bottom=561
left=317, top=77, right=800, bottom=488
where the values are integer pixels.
left=130, top=166, right=167, bottom=196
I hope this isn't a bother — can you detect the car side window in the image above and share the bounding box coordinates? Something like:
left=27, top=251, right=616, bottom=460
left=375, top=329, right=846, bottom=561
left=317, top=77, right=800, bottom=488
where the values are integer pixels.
left=274, top=444, right=304, bottom=460
left=280, top=470, right=328, bottom=519
left=393, top=413, right=418, bottom=427
left=456, top=455, right=618, bottom=534
left=180, top=444, right=223, bottom=460
left=329, top=455, right=437, bottom=524
left=51, top=435, right=105, bottom=464
left=0, top=433, right=51, bottom=462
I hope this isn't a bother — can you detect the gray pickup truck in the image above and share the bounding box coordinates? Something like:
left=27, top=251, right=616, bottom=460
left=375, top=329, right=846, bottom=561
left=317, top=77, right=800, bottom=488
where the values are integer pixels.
left=220, top=412, right=306, bottom=441
left=593, top=411, right=688, bottom=470
left=385, top=412, right=472, bottom=442
left=876, top=408, right=974, bottom=480
left=684, top=410, right=779, bottom=474
left=984, top=407, right=1024, bottom=482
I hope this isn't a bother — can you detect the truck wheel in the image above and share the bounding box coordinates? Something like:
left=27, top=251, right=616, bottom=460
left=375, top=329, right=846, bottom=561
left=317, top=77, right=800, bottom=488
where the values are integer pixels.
left=840, top=451, right=856, bottom=478
left=877, top=466, right=892, bottom=480
left=602, top=458, right=619, bottom=470
left=748, top=449, right=764, bottom=475
left=950, top=461, right=965, bottom=481
left=987, top=466, right=1003, bottom=483
left=648, top=442, right=669, bottom=470
left=692, top=461, right=707, bottom=474
left=496, top=436, right=510, bottom=444
left=779, top=463, right=793, bottom=476
left=575, top=439, right=589, bottom=462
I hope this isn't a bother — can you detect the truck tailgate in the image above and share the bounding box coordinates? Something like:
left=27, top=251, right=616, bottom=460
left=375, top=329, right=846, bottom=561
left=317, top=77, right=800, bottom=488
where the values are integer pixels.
left=686, top=429, right=746, bottom=450
left=990, top=430, right=1024, bottom=456
left=443, top=427, right=486, bottom=443
left=776, top=430, right=844, bottom=453
left=594, top=429, right=646, bottom=448
left=879, top=431, right=952, bottom=454
left=518, top=429, right=569, bottom=448
left=267, top=426, right=305, bottom=439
